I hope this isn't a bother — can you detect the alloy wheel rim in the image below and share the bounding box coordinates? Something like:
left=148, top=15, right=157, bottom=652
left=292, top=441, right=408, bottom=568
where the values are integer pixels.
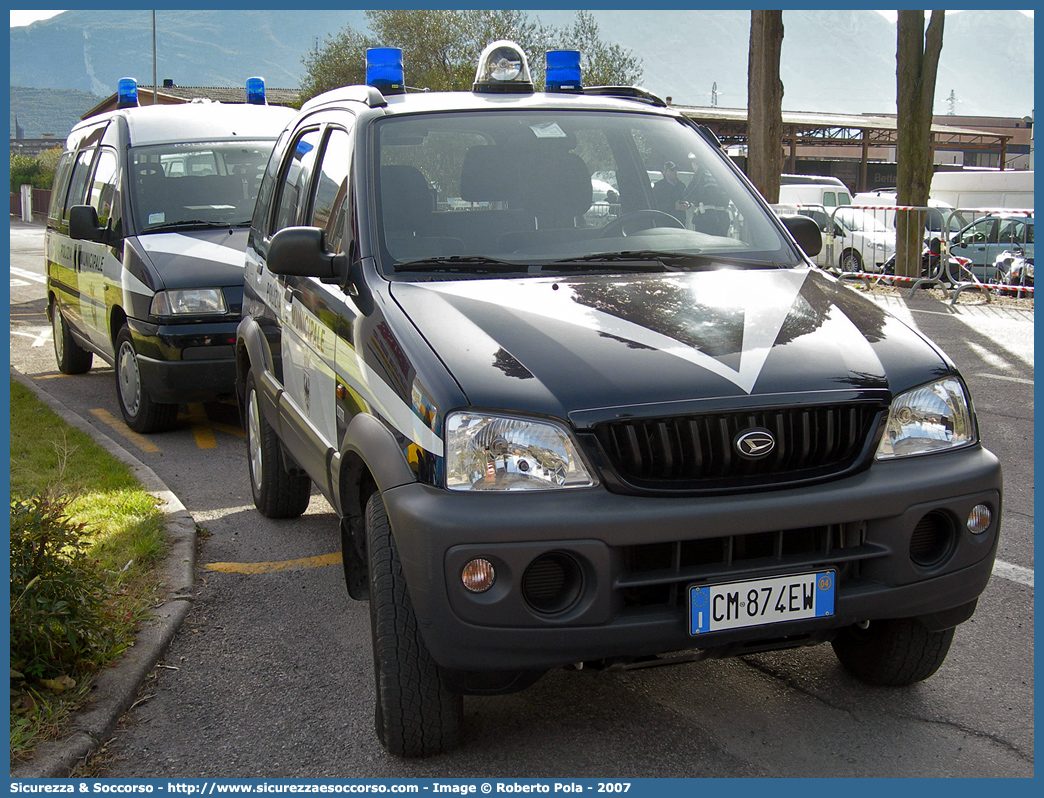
left=118, top=341, right=141, bottom=416
left=248, top=389, right=263, bottom=492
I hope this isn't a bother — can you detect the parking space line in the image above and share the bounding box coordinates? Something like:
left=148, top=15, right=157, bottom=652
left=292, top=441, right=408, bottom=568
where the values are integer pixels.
left=993, top=559, right=1034, bottom=588
left=205, top=552, right=342, bottom=574
left=185, top=403, right=217, bottom=449
left=976, top=373, right=1034, bottom=386
left=89, top=408, right=161, bottom=454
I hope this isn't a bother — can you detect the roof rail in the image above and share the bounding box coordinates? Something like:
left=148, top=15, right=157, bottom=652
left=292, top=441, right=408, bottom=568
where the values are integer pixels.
left=300, top=85, right=387, bottom=113
left=583, top=85, right=667, bottom=108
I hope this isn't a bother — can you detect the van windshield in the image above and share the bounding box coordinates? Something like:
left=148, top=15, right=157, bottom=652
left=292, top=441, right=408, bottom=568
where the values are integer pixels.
left=374, top=110, right=800, bottom=277
left=129, top=141, right=275, bottom=233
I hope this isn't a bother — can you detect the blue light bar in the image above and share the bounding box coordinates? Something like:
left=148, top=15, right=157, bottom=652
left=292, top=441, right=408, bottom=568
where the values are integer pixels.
left=366, top=47, right=405, bottom=96
left=545, top=50, right=582, bottom=93
left=246, top=76, right=266, bottom=105
left=117, top=77, right=138, bottom=109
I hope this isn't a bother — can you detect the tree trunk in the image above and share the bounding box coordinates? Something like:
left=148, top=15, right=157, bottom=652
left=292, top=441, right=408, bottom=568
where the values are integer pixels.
left=747, top=11, right=784, bottom=204
left=895, top=10, right=944, bottom=278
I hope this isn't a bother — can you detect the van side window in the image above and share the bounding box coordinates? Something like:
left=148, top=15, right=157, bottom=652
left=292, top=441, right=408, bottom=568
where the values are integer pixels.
left=272, top=128, right=321, bottom=234
left=63, top=148, right=97, bottom=221
left=309, top=128, right=353, bottom=255
left=823, top=191, right=836, bottom=207
left=47, top=152, right=74, bottom=223
left=87, top=148, right=121, bottom=231
left=839, top=192, right=851, bottom=205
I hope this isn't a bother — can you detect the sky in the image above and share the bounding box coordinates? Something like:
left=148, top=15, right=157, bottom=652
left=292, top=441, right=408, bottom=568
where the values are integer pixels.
left=9, top=9, right=1037, bottom=27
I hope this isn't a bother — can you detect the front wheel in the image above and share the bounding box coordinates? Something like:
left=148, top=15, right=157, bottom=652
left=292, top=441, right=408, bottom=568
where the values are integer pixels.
left=840, top=249, right=863, bottom=273
left=367, top=492, right=462, bottom=757
left=51, top=302, right=93, bottom=375
left=115, top=326, right=179, bottom=433
left=831, top=618, right=955, bottom=686
left=245, top=371, right=312, bottom=518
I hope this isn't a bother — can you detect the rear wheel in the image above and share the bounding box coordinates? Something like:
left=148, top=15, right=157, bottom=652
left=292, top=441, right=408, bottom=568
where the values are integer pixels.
left=367, top=492, right=462, bottom=757
left=245, top=371, right=312, bottom=518
left=115, top=326, right=179, bottom=433
left=831, top=618, right=955, bottom=686
left=51, top=302, right=93, bottom=375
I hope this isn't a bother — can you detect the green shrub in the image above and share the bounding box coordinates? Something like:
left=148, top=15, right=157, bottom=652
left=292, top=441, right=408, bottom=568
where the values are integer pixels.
left=10, top=494, right=114, bottom=680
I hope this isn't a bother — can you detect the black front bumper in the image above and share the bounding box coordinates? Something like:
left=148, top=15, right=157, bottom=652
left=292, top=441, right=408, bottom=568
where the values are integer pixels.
left=382, top=445, right=1001, bottom=672
left=128, top=317, right=238, bottom=403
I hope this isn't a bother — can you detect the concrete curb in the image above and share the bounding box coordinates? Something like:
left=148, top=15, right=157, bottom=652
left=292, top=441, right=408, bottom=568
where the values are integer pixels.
left=10, top=368, right=198, bottom=779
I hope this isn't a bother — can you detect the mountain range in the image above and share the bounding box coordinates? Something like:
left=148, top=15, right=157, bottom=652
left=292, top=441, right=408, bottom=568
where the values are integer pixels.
left=9, top=9, right=1034, bottom=139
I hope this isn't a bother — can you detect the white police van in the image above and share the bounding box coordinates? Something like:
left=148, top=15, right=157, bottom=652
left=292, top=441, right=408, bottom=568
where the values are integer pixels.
left=45, top=78, right=293, bottom=432
left=238, top=43, right=1002, bottom=757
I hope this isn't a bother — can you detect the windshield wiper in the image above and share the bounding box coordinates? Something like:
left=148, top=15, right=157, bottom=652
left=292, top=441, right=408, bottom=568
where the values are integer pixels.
left=142, top=220, right=235, bottom=233
left=542, top=250, right=699, bottom=271
left=395, top=255, right=525, bottom=273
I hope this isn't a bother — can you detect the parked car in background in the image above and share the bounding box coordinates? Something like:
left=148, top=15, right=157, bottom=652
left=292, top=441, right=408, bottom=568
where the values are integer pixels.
left=949, top=213, right=1034, bottom=281
left=778, top=174, right=852, bottom=208
left=792, top=204, right=896, bottom=272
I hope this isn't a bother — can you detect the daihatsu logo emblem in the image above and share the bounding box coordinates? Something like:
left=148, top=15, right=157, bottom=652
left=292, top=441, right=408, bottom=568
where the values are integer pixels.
left=735, top=428, right=776, bottom=459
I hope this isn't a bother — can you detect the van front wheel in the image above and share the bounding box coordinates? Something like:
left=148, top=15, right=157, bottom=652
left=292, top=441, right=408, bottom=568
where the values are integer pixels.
left=115, top=326, right=179, bottom=433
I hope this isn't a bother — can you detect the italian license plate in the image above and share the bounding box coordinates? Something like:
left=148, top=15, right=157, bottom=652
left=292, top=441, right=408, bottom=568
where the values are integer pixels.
left=689, top=571, right=835, bottom=635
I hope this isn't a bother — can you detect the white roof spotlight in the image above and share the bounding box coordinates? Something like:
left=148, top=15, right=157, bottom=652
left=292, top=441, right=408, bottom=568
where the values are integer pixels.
left=473, top=40, right=533, bottom=94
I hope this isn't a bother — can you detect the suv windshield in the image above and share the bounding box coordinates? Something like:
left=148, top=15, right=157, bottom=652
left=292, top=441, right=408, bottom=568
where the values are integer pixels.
left=375, top=110, right=799, bottom=276
left=130, top=140, right=275, bottom=232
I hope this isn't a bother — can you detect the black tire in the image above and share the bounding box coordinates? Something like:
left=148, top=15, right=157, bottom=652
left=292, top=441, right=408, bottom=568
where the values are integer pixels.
left=367, top=492, right=462, bottom=757
left=840, top=248, right=863, bottom=273
left=245, top=371, right=312, bottom=518
left=114, top=325, right=179, bottom=433
left=51, top=302, right=93, bottom=375
left=831, top=618, right=955, bottom=687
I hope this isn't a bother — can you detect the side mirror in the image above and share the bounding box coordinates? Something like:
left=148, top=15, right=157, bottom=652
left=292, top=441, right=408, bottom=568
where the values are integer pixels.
left=780, top=214, right=822, bottom=258
left=69, top=205, right=106, bottom=243
left=267, top=226, right=344, bottom=280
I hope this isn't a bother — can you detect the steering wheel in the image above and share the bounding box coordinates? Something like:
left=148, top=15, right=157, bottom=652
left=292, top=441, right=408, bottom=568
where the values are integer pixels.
left=601, top=209, right=686, bottom=237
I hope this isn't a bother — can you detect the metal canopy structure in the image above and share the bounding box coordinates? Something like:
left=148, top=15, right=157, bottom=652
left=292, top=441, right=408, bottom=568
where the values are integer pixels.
left=675, top=105, right=1015, bottom=191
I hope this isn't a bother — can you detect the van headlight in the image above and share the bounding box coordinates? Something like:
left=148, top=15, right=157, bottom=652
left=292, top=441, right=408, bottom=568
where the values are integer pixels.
left=446, top=412, right=596, bottom=491
left=151, top=288, right=227, bottom=316
left=876, top=378, right=975, bottom=459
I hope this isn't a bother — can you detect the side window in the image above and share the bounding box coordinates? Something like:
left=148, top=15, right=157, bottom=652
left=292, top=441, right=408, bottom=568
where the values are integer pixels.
left=823, top=191, right=836, bottom=207
left=309, top=128, right=354, bottom=255
left=63, top=148, right=97, bottom=221
left=838, top=192, right=851, bottom=205
left=87, top=148, right=120, bottom=229
left=272, top=128, right=321, bottom=234
left=47, top=152, right=74, bottom=222
left=251, top=129, right=289, bottom=234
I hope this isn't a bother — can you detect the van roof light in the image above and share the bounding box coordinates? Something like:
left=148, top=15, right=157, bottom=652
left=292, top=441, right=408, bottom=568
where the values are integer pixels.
left=246, top=76, right=266, bottom=105
left=117, top=77, right=139, bottom=109
left=473, top=41, right=533, bottom=94
left=545, top=50, right=582, bottom=93
left=367, top=47, right=405, bottom=96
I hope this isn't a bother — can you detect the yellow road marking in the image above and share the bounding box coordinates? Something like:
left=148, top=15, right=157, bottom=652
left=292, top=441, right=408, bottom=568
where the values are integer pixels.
left=184, top=402, right=246, bottom=450
left=34, top=373, right=71, bottom=379
left=89, top=408, right=161, bottom=454
left=205, top=552, right=342, bottom=574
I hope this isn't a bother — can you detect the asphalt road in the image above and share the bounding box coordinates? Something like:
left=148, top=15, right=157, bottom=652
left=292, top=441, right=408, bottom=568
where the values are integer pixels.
left=8, top=219, right=1034, bottom=778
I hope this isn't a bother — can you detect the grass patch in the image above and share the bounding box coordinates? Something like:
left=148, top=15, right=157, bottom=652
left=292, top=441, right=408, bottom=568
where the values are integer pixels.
left=9, top=379, right=169, bottom=765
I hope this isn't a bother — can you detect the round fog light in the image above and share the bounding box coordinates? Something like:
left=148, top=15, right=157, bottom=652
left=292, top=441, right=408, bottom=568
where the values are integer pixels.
left=461, top=558, right=496, bottom=593
left=967, top=504, right=992, bottom=535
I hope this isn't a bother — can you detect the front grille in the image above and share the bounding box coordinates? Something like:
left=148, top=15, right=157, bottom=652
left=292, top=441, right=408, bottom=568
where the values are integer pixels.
left=614, top=523, right=881, bottom=611
left=592, top=402, right=883, bottom=492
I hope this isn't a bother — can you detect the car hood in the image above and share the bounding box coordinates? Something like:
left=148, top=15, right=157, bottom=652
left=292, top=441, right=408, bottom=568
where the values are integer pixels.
left=134, top=228, right=248, bottom=290
left=390, top=267, right=952, bottom=421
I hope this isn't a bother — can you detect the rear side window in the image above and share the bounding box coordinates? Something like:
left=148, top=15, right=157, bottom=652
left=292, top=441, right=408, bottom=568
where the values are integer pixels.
left=47, top=152, right=74, bottom=223
left=272, top=128, right=321, bottom=234
left=63, top=148, right=97, bottom=221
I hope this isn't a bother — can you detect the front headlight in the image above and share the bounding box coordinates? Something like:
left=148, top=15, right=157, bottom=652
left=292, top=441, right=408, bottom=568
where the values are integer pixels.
left=446, top=412, right=596, bottom=491
left=151, top=288, right=228, bottom=316
left=876, top=378, right=975, bottom=459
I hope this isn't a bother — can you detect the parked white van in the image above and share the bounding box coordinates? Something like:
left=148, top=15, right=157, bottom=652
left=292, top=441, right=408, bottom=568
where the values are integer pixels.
left=778, top=174, right=852, bottom=208
left=778, top=203, right=895, bottom=272
left=930, top=169, right=1034, bottom=211
left=45, top=80, right=293, bottom=432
